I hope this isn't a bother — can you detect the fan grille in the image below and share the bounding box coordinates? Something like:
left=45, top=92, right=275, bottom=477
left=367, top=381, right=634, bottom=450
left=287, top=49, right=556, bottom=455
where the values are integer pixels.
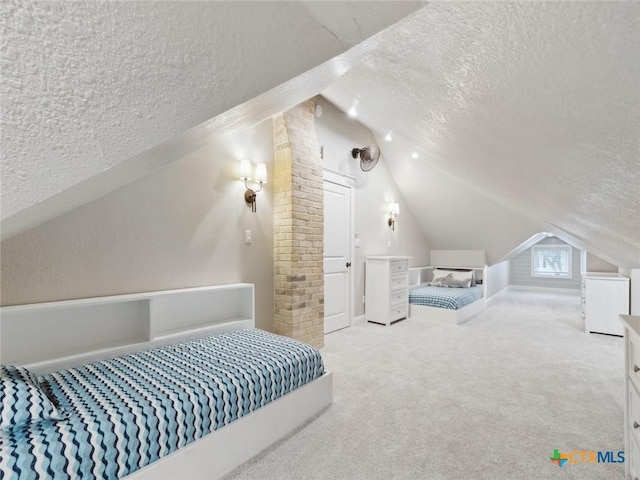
left=357, top=145, right=380, bottom=171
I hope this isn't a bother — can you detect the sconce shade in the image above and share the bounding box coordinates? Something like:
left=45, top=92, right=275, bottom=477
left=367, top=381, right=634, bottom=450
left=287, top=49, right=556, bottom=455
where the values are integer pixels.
left=388, top=202, right=399, bottom=231
left=255, top=163, right=267, bottom=184
left=240, top=159, right=252, bottom=179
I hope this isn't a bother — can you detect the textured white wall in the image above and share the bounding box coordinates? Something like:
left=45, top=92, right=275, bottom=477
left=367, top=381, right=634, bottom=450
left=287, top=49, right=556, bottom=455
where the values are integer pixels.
left=0, top=0, right=422, bottom=236
left=586, top=253, right=618, bottom=273
left=315, top=97, right=430, bottom=316
left=1, top=120, right=275, bottom=330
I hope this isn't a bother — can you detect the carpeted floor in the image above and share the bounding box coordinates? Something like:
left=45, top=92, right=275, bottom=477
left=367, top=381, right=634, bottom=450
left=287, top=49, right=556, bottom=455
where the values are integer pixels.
left=226, top=289, right=625, bottom=480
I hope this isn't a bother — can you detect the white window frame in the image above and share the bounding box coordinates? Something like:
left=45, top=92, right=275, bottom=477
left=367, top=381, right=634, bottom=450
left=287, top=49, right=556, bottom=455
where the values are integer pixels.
left=531, top=245, right=572, bottom=279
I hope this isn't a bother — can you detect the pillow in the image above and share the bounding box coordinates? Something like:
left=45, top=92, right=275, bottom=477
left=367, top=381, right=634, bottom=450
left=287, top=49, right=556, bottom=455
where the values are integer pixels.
left=0, top=365, right=65, bottom=430
left=430, top=268, right=473, bottom=288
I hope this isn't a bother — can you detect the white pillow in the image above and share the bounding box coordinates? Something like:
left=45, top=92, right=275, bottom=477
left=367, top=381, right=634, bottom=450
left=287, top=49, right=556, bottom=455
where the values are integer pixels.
left=430, top=269, right=473, bottom=288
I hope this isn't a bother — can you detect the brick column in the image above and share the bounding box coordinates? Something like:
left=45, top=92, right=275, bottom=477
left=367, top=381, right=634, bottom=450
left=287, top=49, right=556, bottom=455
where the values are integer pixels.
left=273, top=100, right=324, bottom=348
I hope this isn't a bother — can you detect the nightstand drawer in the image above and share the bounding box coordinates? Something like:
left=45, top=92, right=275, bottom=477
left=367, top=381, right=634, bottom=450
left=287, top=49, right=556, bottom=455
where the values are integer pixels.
left=390, top=260, right=408, bottom=274
left=630, top=385, right=640, bottom=448
left=390, top=304, right=407, bottom=321
left=390, top=276, right=407, bottom=291
left=390, top=290, right=406, bottom=306
left=630, top=335, right=640, bottom=393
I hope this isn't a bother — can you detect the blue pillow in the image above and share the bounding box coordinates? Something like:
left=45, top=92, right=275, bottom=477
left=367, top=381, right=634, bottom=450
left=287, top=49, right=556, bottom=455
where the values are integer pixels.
left=0, top=365, right=64, bottom=430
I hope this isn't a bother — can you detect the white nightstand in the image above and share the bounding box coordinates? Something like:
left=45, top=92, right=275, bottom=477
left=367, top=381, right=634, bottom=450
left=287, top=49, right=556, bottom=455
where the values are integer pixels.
left=365, top=256, right=410, bottom=326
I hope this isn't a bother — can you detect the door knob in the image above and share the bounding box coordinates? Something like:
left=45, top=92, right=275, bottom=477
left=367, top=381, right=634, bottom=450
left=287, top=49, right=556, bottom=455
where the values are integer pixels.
left=346, top=262, right=351, bottom=268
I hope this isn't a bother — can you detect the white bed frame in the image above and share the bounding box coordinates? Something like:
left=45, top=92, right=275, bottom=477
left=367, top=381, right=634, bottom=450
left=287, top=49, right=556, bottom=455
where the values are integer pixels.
left=0, top=283, right=333, bottom=479
left=408, top=250, right=488, bottom=325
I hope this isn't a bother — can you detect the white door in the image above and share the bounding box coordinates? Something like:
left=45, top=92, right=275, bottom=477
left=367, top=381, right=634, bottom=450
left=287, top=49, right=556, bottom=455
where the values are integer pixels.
left=323, top=180, right=351, bottom=333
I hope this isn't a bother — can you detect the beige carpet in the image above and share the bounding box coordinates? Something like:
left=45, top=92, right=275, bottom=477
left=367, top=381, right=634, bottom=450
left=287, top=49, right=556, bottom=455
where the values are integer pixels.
left=226, top=289, right=625, bottom=480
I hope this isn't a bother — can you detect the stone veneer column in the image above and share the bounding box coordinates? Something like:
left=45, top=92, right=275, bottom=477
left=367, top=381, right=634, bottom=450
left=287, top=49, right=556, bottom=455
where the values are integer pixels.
left=272, top=100, right=324, bottom=348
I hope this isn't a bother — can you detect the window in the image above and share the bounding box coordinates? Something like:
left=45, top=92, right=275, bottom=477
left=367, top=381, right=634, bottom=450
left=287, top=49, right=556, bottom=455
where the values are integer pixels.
left=531, top=245, right=572, bottom=279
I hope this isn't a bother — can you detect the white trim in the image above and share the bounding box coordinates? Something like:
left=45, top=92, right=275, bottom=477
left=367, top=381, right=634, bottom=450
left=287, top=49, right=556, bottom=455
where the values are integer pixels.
left=323, top=167, right=356, bottom=184
left=508, top=285, right=580, bottom=294
left=128, top=372, right=333, bottom=480
left=323, top=168, right=355, bottom=330
left=486, top=286, right=509, bottom=302
left=353, top=314, right=366, bottom=325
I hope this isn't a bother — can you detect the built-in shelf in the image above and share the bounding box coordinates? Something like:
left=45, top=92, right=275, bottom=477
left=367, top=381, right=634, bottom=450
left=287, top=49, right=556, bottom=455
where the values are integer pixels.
left=154, top=318, right=253, bottom=343
left=0, top=284, right=255, bottom=373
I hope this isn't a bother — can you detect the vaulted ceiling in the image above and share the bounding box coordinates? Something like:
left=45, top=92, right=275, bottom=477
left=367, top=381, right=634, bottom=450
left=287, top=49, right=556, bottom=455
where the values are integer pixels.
left=1, top=0, right=422, bottom=237
left=323, top=1, right=640, bottom=267
left=2, top=1, right=639, bottom=267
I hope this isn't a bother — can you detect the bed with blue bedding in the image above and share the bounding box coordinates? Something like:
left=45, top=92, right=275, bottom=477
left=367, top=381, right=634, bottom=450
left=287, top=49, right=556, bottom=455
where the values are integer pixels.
left=409, top=285, right=483, bottom=310
left=0, top=328, right=325, bottom=480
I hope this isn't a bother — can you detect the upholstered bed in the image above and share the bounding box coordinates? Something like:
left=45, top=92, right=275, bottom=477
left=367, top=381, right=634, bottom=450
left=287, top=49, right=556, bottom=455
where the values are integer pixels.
left=408, top=250, right=488, bottom=325
left=0, top=284, right=333, bottom=479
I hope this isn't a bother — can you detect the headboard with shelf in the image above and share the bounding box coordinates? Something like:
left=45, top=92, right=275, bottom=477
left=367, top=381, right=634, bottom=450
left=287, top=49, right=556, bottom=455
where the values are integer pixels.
left=0, top=283, right=254, bottom=374
left=408, top=250, right=487, bottom=296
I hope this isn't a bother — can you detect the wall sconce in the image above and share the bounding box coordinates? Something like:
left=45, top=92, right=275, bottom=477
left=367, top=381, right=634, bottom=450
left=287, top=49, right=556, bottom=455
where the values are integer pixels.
left=387, top=202, right=400, bottom=231
left=240, top=159, right=267, bottom=212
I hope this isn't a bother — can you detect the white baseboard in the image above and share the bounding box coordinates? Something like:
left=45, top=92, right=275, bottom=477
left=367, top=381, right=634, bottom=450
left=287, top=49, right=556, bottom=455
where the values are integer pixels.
left=508, top=285, right=580, bottom=295
left=353, top=314, right=365, bottom=325
left=486, top=286, right=509, bottom=303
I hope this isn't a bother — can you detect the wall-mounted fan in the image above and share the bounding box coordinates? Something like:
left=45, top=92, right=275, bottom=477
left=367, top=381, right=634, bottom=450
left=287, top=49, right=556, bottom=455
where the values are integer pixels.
left=351, top=144, right=380, bottom=172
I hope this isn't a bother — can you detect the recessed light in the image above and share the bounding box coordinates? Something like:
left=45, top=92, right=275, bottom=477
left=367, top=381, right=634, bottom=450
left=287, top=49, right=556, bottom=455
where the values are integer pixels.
left=411, top=152, right=418, bottom=159
left=385, top=132, right=393, bottom=142
left=347, top=99, right=359, bottom=118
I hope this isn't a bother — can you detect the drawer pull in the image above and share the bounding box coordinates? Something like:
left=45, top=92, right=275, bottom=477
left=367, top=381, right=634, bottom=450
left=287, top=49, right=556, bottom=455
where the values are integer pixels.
left=635, top=365, right=640, bottom=373
left=634, top=420, right=640, bottom=429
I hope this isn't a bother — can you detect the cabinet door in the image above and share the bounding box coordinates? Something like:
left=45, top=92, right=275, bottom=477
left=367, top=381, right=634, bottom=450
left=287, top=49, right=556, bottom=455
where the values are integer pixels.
left=605, top=281, right=629, bottom=335
left=586, top=279, right=628, bottom=335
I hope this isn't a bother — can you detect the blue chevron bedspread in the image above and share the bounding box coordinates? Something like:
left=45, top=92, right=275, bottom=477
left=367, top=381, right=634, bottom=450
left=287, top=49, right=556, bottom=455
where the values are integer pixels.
left=409, top=285, right=483, bottom=310
left=0, top=328, right=324, bottom=480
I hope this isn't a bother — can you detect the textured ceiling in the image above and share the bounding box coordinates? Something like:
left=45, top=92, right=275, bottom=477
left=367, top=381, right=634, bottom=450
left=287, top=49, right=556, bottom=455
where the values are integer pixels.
left=323, top=2, right=640, bottom=267
left=3, top=1, right=638, bottom=267
left=0, top=0, right=422, bottom=238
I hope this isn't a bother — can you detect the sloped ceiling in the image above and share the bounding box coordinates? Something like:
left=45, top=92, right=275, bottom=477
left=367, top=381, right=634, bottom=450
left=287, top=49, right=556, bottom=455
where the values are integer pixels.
left=3, top=2, right=638, bottom=268
left=323, top=1, right=640, bottom=267
left=0, top=0, right=423, bottom=238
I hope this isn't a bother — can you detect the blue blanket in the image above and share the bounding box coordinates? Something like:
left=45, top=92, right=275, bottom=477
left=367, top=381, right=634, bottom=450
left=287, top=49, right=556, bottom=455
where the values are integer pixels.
left=0, top=329, right=324, bottom=479
left=409, top=285, right=483, bottom=310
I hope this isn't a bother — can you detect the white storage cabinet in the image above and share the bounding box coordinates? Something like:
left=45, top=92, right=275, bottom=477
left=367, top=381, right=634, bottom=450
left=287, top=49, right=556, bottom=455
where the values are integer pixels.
left=622, top=315, right=640, bottom=480
left=365, top=256, right=410, bottom=326
left=584, top=273, right=630, bottom=336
